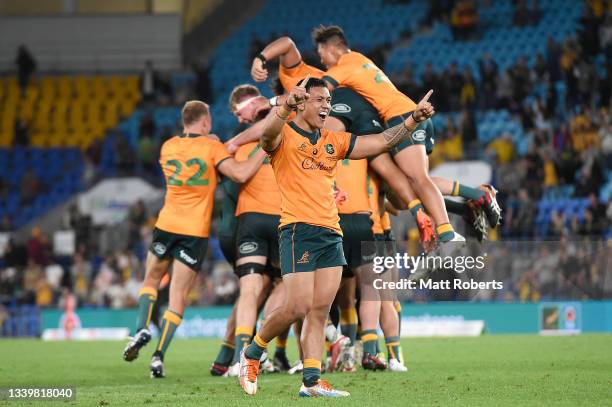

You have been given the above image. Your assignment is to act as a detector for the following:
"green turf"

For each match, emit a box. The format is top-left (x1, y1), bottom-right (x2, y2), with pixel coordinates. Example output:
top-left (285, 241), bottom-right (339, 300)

top-left (1, 335), bottom-right (611, 406)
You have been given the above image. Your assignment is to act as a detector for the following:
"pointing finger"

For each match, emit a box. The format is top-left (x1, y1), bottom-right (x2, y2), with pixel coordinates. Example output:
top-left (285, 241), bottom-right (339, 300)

top-left (300, 74), bottom-right (311, 88)
top-left (420, 89), bottom-right (434, 104)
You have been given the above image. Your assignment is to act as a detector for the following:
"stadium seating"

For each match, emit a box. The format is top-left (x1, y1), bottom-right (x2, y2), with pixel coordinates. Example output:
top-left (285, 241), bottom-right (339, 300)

top-left (0, 75), bottom-right (140, 148)
top-left (0, 147), bottom-right (83, 228)
top-left (0, 74), bottom-right (141, 228)
top-left (386, 0), bottom-right (582, 79)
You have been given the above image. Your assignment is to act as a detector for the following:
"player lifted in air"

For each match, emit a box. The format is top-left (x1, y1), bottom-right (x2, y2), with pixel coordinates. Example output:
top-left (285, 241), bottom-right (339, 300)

top-left (312, 25), bottom-right (501, 240)
top-left (122, 101), bottom-right (267, 378)
top-left (237, 76), bottom-right (435, 397)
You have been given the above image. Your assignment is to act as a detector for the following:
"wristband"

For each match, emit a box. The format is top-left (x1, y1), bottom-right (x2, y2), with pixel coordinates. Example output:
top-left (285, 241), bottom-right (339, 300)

top-left (275, 105), bottom-right (292, 120)
top-left (256, 53), bottom-right (267, 69)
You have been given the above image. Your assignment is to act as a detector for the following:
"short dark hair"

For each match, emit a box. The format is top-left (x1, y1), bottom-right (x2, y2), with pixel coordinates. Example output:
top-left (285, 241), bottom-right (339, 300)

top-left (182, 101), bottom-right (209, 126)
top-left (311, 25), bottom-right (348, 47)
top-left (298, 77), bottom-right (327, 93)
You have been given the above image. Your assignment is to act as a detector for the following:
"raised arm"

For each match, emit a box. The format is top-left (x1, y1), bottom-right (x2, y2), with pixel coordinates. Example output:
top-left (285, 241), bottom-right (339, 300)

top-left (252, 36), bottom-right (302, 83)
top-left (225, 118), bottom-right (268, 153)
top-left (261, 77), bottom-right (310, 152)
top-left (225, 96), bottom-right (289, 153)
top-left (216, 148), bottom-right (267, 183)
top-left (348, 90), bottom-right (435, 159)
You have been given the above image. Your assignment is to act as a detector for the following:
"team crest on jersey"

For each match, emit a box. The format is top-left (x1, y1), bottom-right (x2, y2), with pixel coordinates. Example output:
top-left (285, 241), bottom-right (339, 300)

top-left (325, 144), bottom-right (335, 155)
top-left (332, 103), bottom-right (351, 113)
top-left (152, 242), bottom-right (166, 256)
top-left (412, 129), bottom-right (426, 142)
top-left (239, 242), bottom-right (258, 254)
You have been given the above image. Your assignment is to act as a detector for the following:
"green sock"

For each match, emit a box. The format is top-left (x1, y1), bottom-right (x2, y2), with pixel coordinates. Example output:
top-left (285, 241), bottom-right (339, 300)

top-left (232, 329), bottom-right (253, 364)
top-left (135, 287), bottom-right (157, 332)
top-left (385, 336), bottom-right (402, 361)
top-left (436, 223), bottom-right (455, 242)
top-left (408, 199), bottom-right (425, 218)
top-left (362, 329), bottom-right (378, 356)
top-left (244, 333), bottom-right (267, 361)
top-left (155, 309), bottom-right (182, 357)
top-left (303, 359), bottom-right (321, 387)
top-left (213, 341), bottom-right (235, 366)
top-left (275, 336), bottom-right (288, 358)
top-left (444, 198), bottom-right (469, 216)
top-left (452, 181), bottom-right (485, 200)
top-left (340, 307), bottom-right (358, 345)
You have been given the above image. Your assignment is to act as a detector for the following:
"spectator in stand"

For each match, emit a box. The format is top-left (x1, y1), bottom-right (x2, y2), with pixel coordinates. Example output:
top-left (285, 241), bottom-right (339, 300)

top-left (486, 133), bottom-right (515, 164)
top-left (510, 57), bottom-right (531, 105)
top-left (478, 53), bottom-right (498, 110)
top-left (140, 60), bottom-right (160, 103)
top-left (533, 53), bottom-right (548, 82)
top-left (26, 228), bottom-right (48, 266)
top-left (14, 118), bottom-right (29, 146)
top-left (512, 0), bottom-right (530, 27)
top-left (546, 37), bottom-right (562, 82)
top-left (15, 45), bottom-right (36, 94)
top-left (127, 200), bottom-right (148, 251)
top-left (194, 60), bottom-right (214, 104)
top-left (459, 108), bottom-right (478, 151)
top-left (451, 0), bottom-right (479, 41)
top-left (395, 67), bottom-right (420, 100)
top-left (20, 169), bottom-right (41, 206)
top-left (460, 67), bottom-right (477, 109)
top-left (70, 253), bottom-right (92, 304)
top-left (529, 0), bottom-right (542, 25)
top-left (0, 215), bottom-right (12, 232)
top-left (497, 68), bottom-right (514, 109)
top-left (445, 63), bottom-right (463, 111)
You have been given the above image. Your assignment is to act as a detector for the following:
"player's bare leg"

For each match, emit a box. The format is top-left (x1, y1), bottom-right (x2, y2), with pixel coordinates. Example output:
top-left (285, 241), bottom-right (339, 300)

top-left (123, 253), bottom-right (171, 362)
top-left (334, 277), bottom-right (357, 371)
top-left (149, 261), bottom-right (197, 378)
top-left (227, 255), bottom-right (271, 376)
top-left (394, 145), bottom-right (464, 246)
top-left (431, 176), bottom-right (501, 230)
top-left (263, 281), bottom-right (292, 371)
top-left (239, 271), bottom-right (315, 394)
top-left (355, 263), bottom-right (387, 370)
top-left (380, 300), bottom-right (405, 372)
top-left (370, 153), bottom-right (436, 251)
top-left (298, 267), bottom-right (348, 396)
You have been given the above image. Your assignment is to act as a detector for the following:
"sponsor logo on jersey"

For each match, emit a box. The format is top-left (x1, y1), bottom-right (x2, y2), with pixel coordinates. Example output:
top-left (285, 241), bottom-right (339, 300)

top-left (298, 142), bottom-right (308, 152)
top-left (152, 242), bottom-right (166, 256)
top-left (412, 129), bottom-right (426, 142)
top-left (179, 250), bottom-right (197, 265)
top-left (332, 103), bottom-right (351, 113)
top-left (302, 157), bottom-right (334, 171)
top-left (372, 119), bottom-right (382, 128)
top-left (239, 242), bottom-right (258, 254)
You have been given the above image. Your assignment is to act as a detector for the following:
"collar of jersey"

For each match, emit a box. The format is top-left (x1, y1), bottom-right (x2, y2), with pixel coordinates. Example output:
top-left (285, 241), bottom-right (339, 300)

top-left (180, 133), bottom-right (201, 138)
top-left (289, 121), bottom-right (320, 145)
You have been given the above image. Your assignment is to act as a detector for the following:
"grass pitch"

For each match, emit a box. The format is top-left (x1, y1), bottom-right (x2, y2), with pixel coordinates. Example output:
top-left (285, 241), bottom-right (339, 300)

top-left (1, 335), bottom-right (611, 406)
